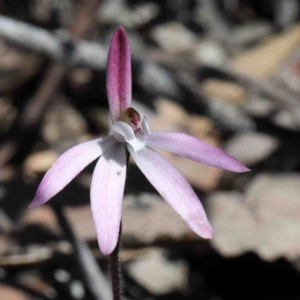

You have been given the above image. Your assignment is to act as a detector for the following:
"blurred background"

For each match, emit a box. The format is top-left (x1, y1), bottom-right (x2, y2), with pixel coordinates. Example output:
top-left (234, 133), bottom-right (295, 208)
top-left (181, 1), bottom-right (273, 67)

top-left (0, 0), bottom-right (300, 299)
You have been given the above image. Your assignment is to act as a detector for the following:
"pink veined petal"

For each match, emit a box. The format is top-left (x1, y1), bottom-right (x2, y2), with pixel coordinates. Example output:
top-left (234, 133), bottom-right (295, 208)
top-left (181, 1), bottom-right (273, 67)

top-left (30, 136), bottom-right (116, 208)
top-left (147, 131), bottom-right (249, 172)
top-left (106, 26), bottom-right (132, 122)
top-left (90, 144), bottom-right (127, 255)
top-left (128, 146), bottom-right (213, 239)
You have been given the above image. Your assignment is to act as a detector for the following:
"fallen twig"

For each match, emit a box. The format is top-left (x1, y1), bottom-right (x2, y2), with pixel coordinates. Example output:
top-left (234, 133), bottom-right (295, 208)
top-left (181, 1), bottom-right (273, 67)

top-left (0, 63), bottom-right (65, 167)
top-left (0, 15), bottom-right (107, 69)
top-left (0, 278), bottom-right (52, 300)
top-left (52, 204), bottom-right (111, 300)
top-left (198, 65), bottom-right (300, 126)
top-left (0, 0), bottom-right (104, 167)
top-left (0, 242), bottom-right (72, 267)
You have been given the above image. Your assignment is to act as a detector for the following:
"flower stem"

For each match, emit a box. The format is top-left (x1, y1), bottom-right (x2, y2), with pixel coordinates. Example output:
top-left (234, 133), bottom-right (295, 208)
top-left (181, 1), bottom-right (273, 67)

top-left (109, 222), bottom-right (122, 300)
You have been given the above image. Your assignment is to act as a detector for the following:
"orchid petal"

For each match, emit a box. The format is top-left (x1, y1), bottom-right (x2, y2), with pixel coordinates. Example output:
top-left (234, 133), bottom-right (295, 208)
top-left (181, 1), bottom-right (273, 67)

top-left (147, 131), bottom-right (249, 172)
top-left (106, 26), bottom-right (131, 122)
top-left (30, 136), bottom-right (116, 208)
top-left (112, 121), bottom-right (146, 152)
top-left (91, 144), bottom-right (127, 255)
top-left (128, 146), bottom-right (213, 239)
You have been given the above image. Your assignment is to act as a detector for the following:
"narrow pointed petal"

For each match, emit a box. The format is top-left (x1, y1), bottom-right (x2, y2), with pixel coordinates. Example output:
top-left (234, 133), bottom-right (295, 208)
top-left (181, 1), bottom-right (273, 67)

top-left (107, 26), bottom-right (131, 122)
top-left (147, 131), bottom-right (249, 172)
top-left (128, 146), bottom-right (213, 239)
top-left (141, 116), bottom-right (150, 136)
top-left (30, 136), bottom-right (116, 208)
top-left (91, 144), bottom-right (127, 255)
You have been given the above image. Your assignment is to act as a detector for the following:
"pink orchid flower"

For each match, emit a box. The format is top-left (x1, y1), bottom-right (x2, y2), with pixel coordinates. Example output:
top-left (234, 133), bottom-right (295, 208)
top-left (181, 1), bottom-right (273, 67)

top-left (30, 27), bottom-right (248, 255)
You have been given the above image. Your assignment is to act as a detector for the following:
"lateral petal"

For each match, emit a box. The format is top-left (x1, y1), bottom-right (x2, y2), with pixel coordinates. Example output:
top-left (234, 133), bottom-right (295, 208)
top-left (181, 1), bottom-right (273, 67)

top-left (90, 144), bottom-right (127, 255)
top-left (30, 136), bottom-right (116, 208)
top-left (128, 146), bottom-right (213, 239)
top-left (147, 131), bottom-right (249, 172)
top-left (106, 26), bottom-right (131, 122)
